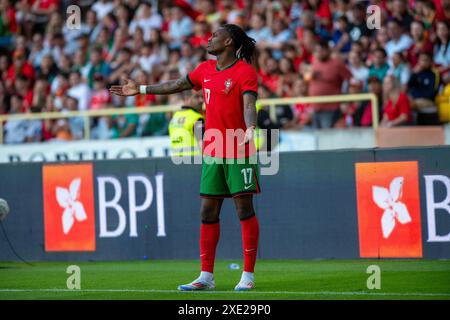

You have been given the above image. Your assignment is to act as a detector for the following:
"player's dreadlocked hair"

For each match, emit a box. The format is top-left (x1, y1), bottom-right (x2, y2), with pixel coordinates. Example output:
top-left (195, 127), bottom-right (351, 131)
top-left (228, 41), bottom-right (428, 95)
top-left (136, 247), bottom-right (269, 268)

top-left (222, 24), bottom-right (256, 64)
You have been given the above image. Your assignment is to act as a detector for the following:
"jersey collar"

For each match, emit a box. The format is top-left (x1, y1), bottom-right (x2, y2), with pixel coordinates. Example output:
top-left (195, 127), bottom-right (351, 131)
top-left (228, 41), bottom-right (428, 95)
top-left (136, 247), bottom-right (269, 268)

top-left (215, 59), bottom-right (239, 71)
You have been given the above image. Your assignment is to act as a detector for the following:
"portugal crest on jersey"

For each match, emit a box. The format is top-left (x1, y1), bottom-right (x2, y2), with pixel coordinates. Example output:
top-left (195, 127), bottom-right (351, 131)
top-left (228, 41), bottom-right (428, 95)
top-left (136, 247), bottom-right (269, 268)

top-left (223, 79), bottom-right (233, 94)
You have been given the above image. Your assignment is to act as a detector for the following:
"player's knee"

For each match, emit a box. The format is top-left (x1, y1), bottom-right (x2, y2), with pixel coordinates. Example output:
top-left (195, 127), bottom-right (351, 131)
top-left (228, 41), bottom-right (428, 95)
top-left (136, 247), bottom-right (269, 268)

top-left (236, 207), bottom-right (255, 220)
top-left (200, 205), bottom-right (220, 223)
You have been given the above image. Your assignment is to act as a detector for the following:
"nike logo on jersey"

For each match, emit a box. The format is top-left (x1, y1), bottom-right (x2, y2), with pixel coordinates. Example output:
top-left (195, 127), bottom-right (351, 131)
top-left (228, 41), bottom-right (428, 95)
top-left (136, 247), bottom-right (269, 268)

top-left (244, 185), bottom-right (254, 190)
top-left (204, 79), bottom-right (211, 82)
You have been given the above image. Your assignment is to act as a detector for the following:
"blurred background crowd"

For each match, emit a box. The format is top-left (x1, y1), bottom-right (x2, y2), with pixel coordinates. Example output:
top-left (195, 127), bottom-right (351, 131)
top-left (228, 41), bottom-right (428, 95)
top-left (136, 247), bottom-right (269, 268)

top-left (0, 0), bottom-right (450, 144)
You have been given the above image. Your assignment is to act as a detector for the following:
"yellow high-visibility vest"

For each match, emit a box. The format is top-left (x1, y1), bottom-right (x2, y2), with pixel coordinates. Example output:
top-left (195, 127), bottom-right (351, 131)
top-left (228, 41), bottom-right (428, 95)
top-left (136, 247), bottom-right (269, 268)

top-left (168, 108), bottom-right (204, 156)
top-left (254, 127), bottom-right (264, 151)
top-left (254, 102), bottom-right (264, 151)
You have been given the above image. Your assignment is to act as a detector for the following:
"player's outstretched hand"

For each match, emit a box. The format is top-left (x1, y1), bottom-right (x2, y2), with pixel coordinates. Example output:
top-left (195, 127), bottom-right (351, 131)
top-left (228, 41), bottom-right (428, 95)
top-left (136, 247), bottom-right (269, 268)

top-left (109, 78), bottom-right (139, 96)
top-left (239, 126), bottom-right (255, 146)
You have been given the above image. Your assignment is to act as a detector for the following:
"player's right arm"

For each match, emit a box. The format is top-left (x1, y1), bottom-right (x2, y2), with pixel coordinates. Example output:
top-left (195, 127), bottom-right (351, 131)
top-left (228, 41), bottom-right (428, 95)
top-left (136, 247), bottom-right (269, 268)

top-left (109, 77), bottom-right (194, 96)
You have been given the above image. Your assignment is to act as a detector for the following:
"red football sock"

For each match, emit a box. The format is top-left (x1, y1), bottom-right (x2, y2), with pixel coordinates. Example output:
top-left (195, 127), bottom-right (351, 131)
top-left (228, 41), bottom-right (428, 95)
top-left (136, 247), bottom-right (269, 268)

top-left (200, 222), bottom-right (220, 273)
top-left (240, 215), bottom-right (259, 273)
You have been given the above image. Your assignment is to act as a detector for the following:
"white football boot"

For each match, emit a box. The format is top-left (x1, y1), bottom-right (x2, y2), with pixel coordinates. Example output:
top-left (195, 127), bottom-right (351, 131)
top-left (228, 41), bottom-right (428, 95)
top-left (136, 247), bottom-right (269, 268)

top-left (178, 273), bottom-right (215, 291)
top-left (234, 272), bottom-right (255, 291)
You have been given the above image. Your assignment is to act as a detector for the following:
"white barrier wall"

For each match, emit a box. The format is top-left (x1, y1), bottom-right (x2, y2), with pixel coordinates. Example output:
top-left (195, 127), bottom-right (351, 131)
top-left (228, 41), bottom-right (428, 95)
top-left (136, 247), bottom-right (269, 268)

top-left (0, 136), bottom-right (171, 163)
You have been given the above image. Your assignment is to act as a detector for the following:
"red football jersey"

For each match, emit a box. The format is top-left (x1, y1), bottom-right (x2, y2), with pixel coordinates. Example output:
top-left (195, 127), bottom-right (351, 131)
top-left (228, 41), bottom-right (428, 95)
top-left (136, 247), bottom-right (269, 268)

top-left (187, 59), bottom-right (258, 158)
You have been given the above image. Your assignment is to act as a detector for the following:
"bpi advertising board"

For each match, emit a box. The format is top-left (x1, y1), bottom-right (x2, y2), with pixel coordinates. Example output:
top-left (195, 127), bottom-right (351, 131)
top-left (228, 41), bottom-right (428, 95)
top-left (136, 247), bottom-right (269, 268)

top-left (0, 147), bottom-right (449, 261)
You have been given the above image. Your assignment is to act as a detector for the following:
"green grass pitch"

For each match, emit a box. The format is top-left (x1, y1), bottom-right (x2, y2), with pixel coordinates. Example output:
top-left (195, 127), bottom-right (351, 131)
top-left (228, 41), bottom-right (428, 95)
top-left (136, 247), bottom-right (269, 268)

top-left (0, 260), bottom-right (449, 300)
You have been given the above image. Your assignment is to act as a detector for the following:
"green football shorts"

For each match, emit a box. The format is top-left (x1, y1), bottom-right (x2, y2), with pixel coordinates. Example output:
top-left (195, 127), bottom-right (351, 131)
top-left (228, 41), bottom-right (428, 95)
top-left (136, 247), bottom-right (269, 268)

top-left (200, 156), bottom-right (261, 198)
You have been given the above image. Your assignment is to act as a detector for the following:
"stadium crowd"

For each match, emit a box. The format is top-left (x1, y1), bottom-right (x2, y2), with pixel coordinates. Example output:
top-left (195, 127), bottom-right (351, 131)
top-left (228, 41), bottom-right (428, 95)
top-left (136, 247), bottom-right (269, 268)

top-left (0, 0), bottom-right (450, 143)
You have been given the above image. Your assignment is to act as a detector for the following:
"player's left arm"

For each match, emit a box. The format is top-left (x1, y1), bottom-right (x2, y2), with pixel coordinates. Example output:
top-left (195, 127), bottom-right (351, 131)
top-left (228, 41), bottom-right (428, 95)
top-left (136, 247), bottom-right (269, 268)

top-left (240, 92), bottom-right (257, 145)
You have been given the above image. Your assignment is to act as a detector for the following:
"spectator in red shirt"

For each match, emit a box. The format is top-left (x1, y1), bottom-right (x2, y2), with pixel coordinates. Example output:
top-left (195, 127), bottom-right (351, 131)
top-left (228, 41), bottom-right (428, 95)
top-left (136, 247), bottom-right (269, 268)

top-left (296, 10), bottom-right (315, 42)
top-left (259, 56), bottom-right (280, 94)
top-left (190, 20), bottom-right (211, 49)
top-left (381, 75), bottom-right (412, 127)
top-left (90, 74), bottom-right (111, 110)
top-left (407, 20), bottom-right (433, 68)
top-left (13, 74), bottom-right (34, 112)
top-left (31, 0), bottom-right (59, 34)
top-left (290, 78), bottom-right (313, 128)
top-left (6, 50), bottom-right (35, 90)
top-left (282, 44), bottom-right (303, 72)
top-left (133, 68), bottom-right (156, 107)
top-left (301, 27), bottom-right (317, 57)
top-left (307, 39), bottom-right (352, 128)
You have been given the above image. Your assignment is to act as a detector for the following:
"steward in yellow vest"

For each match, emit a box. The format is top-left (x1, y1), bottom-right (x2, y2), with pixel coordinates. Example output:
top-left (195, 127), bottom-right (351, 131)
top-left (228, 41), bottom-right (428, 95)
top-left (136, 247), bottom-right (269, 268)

top-left (169, 91), bottom-right (204, 156)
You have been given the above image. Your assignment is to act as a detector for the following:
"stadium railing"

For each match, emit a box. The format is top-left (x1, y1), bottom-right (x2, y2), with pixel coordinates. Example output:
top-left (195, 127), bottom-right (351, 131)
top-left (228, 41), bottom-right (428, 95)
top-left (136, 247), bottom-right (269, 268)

top-left (0, 93), bottom-right (379, 144)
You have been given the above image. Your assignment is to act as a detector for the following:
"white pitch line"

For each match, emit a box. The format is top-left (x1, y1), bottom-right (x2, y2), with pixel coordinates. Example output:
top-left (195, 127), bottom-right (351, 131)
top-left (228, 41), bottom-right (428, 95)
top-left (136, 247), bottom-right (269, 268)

top-left (0, 289), bottom-right (449, 297)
